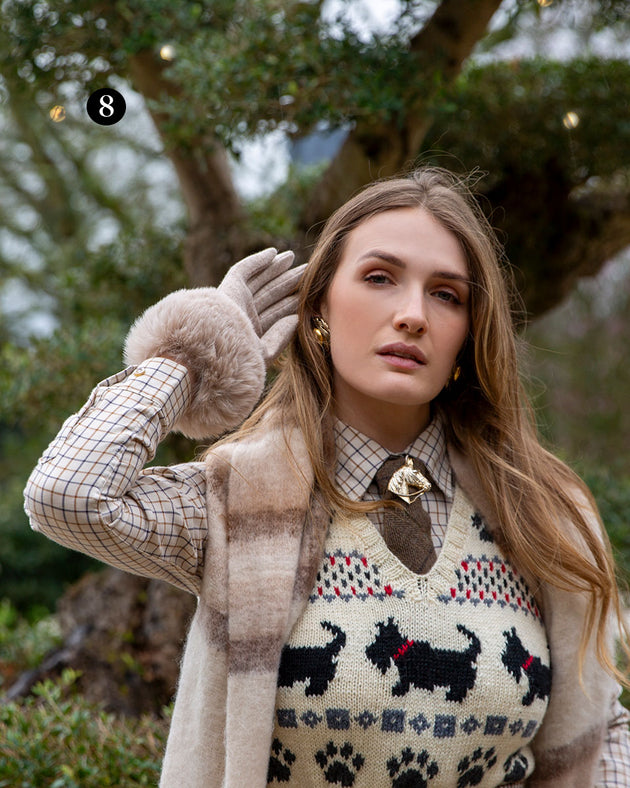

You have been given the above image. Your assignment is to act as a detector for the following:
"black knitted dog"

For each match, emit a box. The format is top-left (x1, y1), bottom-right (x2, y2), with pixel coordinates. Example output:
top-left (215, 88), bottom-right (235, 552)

top-left (365, 618), bottom-right (481, 703)
top-left (278, 621), bottom-right (346, 697)
top-left (501, 627), bottom-right (551, 706)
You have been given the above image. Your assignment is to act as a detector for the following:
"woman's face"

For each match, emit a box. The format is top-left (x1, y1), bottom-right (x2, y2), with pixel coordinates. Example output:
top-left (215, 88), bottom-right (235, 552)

top-left (320, 206), bottom-right (470, 439)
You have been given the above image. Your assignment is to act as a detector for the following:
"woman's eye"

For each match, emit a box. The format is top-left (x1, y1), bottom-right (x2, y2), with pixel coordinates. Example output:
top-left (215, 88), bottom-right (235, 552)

top-left (364, 273), bottom-right (392, 285)
top-left (433, 289), bottom-right (461, 304)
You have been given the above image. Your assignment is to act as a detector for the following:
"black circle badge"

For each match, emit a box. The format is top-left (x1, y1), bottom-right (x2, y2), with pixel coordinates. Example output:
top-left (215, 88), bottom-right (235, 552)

top-left (87, 88), bottom-right (126, 126)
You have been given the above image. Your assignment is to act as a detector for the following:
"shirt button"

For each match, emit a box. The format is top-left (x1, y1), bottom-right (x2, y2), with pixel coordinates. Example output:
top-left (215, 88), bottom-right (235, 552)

top-left (133, 368), bottom-right (145, 377)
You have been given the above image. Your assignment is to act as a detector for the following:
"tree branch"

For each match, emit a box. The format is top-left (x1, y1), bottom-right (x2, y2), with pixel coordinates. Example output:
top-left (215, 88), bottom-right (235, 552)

top-left (544, 185), bottom-right (630, 310)
top-left (299, 0), bottom-right (503, 236)
top-left (487, 169), bottom-right (630, 316)
top-left (127, 51), bottom-right (249, 285)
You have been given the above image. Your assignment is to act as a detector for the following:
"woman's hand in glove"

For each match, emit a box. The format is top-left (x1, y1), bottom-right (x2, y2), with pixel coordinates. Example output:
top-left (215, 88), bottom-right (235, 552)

top-left (122, 248), bottom-right (304, 438)
top-left (218, 248), bottom-right (305, 365)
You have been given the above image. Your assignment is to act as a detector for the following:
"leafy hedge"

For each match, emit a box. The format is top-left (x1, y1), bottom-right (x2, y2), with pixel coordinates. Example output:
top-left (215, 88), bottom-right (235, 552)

top-left (0, 671), bottom-right (169, 787)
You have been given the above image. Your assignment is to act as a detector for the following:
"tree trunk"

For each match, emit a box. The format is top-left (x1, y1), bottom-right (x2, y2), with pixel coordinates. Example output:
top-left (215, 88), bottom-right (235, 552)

top-left (486, 167), bottom-right (630, 316)
top-left (128, 51), bottom-right (261, 286)
top-left (4, 569), bottom-right (195, 716)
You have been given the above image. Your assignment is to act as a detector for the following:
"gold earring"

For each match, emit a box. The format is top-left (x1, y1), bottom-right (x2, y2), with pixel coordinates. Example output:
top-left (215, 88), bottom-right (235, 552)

top-left (313, 316), bottom-right (330, 349)
top-left (447, 365), bottom-right (461, 386)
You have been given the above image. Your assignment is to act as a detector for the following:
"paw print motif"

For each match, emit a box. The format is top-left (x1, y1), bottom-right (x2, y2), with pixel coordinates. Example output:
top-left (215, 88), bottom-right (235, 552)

top-left (457, 747), bottom-right (497, 787)
top-left (387, 747), bottom-right (439, 787)
top-left (315, 741), bottom-right (365, 786)
top-left (267, 738), bottom-right (296, 783)
top-left (502, 751), bottom-right (529, 783)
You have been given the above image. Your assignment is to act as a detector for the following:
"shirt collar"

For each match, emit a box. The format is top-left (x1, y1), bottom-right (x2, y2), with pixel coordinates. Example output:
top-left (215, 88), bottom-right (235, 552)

top-left (334, 414), bottom-right (453, 502)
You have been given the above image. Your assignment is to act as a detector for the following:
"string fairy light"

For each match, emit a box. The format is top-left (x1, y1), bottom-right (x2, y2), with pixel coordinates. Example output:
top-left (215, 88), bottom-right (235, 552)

top-left (160, 44), bottom-right (176, 61)
top-left (562, 111), bottom-right (580, 130)
top-left (49, 105), bottom-right (66, 122)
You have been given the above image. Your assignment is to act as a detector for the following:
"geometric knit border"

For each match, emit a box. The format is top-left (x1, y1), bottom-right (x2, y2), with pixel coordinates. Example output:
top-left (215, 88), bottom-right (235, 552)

top-left (275, 707), bottom-right (540, 741)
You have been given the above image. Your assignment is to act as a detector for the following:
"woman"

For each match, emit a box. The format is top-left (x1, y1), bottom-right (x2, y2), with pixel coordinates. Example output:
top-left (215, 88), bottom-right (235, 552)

top-left (24, 167), bottom-right (629, 786)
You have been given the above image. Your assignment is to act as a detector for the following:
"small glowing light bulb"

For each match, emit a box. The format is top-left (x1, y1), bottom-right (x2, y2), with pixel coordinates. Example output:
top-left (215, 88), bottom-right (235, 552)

top-left (160, 44), bottom-right (176, 61)
top-left (563, 111), bottom-right (580, 129)
top-left (49, 105), bottom-right (66, 122)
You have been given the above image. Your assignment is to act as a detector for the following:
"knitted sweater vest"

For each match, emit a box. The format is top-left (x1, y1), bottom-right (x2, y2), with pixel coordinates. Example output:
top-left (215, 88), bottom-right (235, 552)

top-left (270, 488), bottom-right (550, 786)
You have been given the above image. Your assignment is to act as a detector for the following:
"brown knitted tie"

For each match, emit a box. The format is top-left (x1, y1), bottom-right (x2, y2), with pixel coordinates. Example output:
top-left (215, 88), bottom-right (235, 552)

top-left (374, 456), bottom-right (437, 575)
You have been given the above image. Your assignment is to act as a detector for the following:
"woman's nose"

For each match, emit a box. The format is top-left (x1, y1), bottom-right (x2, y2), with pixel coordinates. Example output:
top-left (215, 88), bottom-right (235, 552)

top-left (393, 294), bottom-right (428, 334)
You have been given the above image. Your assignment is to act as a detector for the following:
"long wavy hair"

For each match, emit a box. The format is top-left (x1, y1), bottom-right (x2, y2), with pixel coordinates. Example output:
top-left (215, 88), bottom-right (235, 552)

top-left (211, 166), bottom-right (627, 682)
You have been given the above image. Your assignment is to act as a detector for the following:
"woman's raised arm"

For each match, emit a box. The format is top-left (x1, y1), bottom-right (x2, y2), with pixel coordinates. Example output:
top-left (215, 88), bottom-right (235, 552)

top-left (24, 248), bottom-right (303, 595)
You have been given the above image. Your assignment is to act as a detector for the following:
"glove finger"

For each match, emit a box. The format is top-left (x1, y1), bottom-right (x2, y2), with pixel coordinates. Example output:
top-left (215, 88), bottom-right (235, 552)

top-left (226, 248), bottom-right (278, 286)
top-left (218, 248), bottom-right (280, 331)
top-left (259, 294), bottom-right (300, 333)
top-left (261, 315), bottom-right (299, 363)
top-left (253, 263), bottom-right (306, 316)
top-left (248, 250), bottom-right (296, 292)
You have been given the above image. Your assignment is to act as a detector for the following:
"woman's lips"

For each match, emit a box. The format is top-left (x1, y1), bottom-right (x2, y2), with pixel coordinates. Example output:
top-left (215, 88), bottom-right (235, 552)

top-left (378, 353), bottom-right (423, 370)
top-left (377, 342), bottom-right (427, 363)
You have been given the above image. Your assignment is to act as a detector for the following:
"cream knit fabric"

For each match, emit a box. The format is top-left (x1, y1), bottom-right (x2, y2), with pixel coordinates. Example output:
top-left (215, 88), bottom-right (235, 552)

top-left (271, 490), bottom-right (550, 786)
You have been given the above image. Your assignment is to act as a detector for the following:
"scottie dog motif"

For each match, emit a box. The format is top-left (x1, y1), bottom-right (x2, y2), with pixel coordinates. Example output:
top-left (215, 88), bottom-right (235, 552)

top-left (502, 627), bottom-right (551, 706)
top-left (278, 621), bottom-right (346, 697)
top-left (365, 618), bottom-right (481, 702)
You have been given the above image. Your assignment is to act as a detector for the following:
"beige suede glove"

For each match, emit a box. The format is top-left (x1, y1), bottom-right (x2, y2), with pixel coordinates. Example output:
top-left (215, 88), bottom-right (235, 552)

top-left (218, 248), bottom-right (306, 365)
top-left (123, 248), bottom-right (304, 439)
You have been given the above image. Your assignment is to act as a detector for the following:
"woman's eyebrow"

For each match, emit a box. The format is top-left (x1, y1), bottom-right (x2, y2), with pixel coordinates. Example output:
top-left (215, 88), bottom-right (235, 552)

top-left (433, 270), bottom-right (471, 286)
top-left (358, 250), bottom-right (406, 268)
top-left (359, 250), bottom-right (471, 285)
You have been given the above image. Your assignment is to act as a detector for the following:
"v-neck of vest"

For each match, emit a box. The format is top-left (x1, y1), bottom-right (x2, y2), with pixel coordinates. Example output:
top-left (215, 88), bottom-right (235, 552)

top-left (336, 484), bottom-right (473, 602)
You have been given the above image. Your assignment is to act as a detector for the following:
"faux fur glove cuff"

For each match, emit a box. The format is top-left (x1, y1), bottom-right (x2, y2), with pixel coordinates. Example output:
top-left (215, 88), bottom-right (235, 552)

top-left (123, 288), bottom-right (265, 439)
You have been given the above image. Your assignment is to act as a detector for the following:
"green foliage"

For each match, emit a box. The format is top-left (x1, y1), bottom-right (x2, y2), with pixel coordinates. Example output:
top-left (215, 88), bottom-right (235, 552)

top-left (526, 258), bottom-right (630, 474)
top-left (1, 0), bottom-right (424, 150)
top-left (164, 1), bottom-right (419, 148)
top-left (247, 161), bottom-right (328, 238)
top-left (0, 600), bottom-right (62, 686)
top-left (424, 57), bottom-right (630, 188)
top-left (582, 466), bottom-right (630, 579)
top-left (0, 670), bottom-right (169, 786)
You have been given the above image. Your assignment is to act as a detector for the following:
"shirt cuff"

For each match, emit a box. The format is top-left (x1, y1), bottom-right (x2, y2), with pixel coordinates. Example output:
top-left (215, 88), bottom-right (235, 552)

top-left (94, 356), bottom-right (194, 434)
